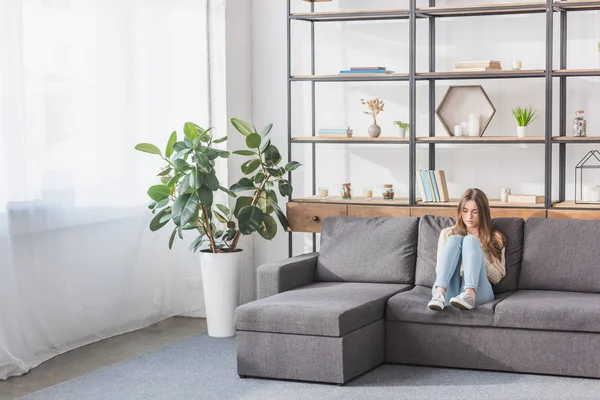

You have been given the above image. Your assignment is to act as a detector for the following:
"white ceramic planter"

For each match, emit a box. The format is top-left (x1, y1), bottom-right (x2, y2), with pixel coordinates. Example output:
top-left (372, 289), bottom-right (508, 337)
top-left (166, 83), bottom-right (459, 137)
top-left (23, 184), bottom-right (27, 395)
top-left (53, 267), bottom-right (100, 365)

top-left (398, 127), bottom-right (407, 138)
top-left (199, 250), bottom-right (243, 337)
top-left (517, 126), bottom-right (528, 138)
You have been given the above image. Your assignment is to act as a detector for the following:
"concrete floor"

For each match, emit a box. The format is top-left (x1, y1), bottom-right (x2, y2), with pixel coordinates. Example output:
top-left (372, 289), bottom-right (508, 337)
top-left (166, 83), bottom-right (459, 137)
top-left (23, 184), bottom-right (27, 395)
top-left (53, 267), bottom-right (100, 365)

top-left (0, 317), bottom-right (207, 400)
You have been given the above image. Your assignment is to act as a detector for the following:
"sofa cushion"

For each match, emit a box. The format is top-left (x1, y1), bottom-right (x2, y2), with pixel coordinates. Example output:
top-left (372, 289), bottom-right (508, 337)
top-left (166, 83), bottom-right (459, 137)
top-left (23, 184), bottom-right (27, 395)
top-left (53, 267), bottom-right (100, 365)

top-left (235, 282), bottom-right (409, 337)
top-left (414, 215), bottom-right (524, 294)
top-left (386, 285), bottom-right (513, 327)
top-left (519, 218), bottom-right (600, 293)
top-left (315, 216), bottom-right (419, 284)
top-left (495, 290), bottom-right (600, 333)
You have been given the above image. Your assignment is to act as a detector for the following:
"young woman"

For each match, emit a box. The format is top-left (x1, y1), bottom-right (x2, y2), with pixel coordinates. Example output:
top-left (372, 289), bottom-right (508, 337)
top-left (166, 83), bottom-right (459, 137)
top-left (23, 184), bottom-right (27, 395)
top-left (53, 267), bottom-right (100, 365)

top-left (428, 188), bottom-right (507, 311)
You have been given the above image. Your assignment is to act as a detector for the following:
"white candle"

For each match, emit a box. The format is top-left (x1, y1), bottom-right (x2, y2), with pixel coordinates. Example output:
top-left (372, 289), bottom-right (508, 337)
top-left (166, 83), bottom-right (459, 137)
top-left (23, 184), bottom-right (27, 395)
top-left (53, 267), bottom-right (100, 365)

top-left (460, 121), bottom-right (469, 136)
top-left (512, 59), bottom-right (523, 70)
top-left (468, 113), bottom-right (480, 136)
top-left (592, 186), bottom-right (600, 203)
top-left (454, 124), bottom-right (463, 137)
top-left (583, 185), bottom-right (592, 202)
top-left (319, 187), bottom-right (329, 198)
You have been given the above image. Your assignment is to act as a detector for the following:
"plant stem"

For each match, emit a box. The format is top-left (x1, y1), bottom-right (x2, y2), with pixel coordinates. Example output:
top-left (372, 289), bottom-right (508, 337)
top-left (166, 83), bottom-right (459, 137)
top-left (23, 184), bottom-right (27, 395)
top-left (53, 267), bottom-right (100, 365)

top-left (202, 205), bottom-right (219, 253)
top-left (230, 173), bottom-right (270, 252)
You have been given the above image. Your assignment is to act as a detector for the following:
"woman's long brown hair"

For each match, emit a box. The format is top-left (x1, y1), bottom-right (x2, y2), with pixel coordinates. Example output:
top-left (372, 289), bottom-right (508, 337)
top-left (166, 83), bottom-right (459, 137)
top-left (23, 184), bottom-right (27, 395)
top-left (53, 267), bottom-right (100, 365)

top-left (454, 188), bottom-right (506, 261)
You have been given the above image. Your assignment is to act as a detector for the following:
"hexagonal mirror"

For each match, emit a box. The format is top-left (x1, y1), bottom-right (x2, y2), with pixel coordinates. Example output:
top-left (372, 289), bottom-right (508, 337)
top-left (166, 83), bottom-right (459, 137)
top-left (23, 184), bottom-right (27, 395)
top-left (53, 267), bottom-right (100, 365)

top-left (435, 85), bottom-right (496, 137)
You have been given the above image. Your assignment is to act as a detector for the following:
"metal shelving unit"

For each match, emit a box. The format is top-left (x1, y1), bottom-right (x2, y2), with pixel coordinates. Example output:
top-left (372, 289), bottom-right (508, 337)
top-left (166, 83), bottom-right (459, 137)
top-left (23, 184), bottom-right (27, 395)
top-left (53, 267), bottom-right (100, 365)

top-left (286, 0), bottom-right (600, 254)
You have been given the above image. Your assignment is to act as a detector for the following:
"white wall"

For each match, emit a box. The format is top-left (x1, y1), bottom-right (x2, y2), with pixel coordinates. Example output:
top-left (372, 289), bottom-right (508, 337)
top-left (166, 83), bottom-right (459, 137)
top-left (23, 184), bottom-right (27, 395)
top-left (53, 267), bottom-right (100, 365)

top-left (249, 0), bottom-right (600, 266)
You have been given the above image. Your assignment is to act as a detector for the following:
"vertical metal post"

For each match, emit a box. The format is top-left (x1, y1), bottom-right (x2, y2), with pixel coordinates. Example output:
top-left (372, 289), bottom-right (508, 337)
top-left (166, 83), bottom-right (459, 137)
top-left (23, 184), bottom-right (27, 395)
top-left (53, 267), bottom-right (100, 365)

top-left (429, 0), bottom-right (436, 171)
top-left (544, 0), bottom-right (553, 209)
top-left (559, 10), bottom-right (567, 203)
top-left (287, 0), bottom-right (293, 257)
top-left (409, 0), bottom-right (416, 205)
top-left (311, 2), bottom-right (317, 252)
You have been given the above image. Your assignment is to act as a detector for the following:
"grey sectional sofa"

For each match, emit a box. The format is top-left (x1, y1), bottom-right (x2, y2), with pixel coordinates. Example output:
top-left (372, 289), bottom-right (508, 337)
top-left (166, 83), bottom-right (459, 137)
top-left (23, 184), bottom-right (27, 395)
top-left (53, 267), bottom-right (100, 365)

top-left (235, 215), bottom-right (600, 384)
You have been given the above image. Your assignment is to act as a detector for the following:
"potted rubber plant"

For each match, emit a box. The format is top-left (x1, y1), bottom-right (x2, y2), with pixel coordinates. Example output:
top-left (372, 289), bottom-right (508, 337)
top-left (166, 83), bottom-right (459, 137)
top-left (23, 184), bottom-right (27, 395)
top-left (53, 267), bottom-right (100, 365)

top-left (512, 106), bottom-right (537, 138)
top-left (135, 118), bottom-right (299, 337)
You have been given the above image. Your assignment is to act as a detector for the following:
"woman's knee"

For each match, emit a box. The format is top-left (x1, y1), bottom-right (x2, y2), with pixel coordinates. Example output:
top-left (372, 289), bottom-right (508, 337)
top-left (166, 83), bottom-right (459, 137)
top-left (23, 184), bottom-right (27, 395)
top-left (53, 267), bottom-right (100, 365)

top-left (445, 234), bottom-right (463, 248)
top-left (463, 235), bottom-right (480, 247)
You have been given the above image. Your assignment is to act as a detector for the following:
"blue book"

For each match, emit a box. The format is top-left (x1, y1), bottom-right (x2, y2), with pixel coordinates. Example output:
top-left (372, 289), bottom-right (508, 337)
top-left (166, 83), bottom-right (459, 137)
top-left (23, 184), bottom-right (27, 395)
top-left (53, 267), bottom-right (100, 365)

top-left (420, 170), bottom-right (433, 202)
top-left (429, 170), bottom-right (441, 202)
top-left (318, 129), bottom-right (349, 134)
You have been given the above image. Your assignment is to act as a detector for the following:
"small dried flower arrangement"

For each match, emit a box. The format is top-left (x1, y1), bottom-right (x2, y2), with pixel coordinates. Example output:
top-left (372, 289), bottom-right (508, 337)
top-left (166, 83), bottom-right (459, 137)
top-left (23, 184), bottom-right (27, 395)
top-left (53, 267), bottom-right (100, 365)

top-left (360, 97), bottom-right (385, 123)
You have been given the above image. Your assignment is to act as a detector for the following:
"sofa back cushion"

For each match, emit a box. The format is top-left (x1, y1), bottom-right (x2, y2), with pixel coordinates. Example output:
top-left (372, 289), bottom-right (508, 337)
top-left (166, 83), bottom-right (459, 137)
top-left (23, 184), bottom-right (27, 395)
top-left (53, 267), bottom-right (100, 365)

top-left (316, 216), bottom-right (419, 284)
top-left (414, 215), bottom-right (524, 294)
top-left (519, 218), bottom-right (600, 293)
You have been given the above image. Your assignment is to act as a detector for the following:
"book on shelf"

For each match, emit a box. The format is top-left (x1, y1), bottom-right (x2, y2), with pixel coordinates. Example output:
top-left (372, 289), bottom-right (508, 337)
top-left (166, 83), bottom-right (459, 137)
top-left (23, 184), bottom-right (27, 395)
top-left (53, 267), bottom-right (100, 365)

top-left (318, 128), bottom-right (353, 137)
top-left (452, 67), bottom-right (502, 72)
top-left (350, 67), bottom-right (386, 71)
top-left (455, 61), bottom-right (502, 69)
top-left (506, 194), bottom-right (544, 204)
top-left (417, 169), bottom-right (450, 203)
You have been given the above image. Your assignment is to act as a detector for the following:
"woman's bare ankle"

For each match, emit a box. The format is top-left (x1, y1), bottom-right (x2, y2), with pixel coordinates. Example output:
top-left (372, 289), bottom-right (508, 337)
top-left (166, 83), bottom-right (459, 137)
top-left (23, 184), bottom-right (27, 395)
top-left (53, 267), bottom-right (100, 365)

top-left (436, 286), bottom-right (446, 297)
top-left (465, 287), bottom-right (476, 301)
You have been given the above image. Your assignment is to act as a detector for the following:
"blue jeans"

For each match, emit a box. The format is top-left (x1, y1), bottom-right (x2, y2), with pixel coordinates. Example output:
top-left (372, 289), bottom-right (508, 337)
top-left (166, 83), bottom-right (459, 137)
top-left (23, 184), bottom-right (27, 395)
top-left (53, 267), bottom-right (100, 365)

top-left (432, 235), bottom-right (495, 306)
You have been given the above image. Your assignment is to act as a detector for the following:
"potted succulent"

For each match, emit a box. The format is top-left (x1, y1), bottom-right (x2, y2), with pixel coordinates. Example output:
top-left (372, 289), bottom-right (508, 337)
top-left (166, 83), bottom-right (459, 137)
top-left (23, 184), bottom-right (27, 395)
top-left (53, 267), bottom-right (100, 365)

top-left (512, 106), bottom-right (537, 137)
top-left (393, 120), bottom-right (409, 138)
top-left (135, 118), bottom-right (300, 337)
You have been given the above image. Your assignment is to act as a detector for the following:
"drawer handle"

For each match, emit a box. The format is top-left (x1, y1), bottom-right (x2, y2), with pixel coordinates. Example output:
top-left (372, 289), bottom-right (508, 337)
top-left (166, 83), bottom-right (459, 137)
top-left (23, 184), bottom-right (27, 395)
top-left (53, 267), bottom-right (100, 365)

top-left (312, 216), bottom-right (319, 222)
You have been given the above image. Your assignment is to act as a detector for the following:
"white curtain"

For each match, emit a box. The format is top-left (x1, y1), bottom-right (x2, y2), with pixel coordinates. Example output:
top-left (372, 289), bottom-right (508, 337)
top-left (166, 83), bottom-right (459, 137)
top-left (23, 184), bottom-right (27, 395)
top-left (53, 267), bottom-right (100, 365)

top-left (0, 0), bottom-right (227, 379)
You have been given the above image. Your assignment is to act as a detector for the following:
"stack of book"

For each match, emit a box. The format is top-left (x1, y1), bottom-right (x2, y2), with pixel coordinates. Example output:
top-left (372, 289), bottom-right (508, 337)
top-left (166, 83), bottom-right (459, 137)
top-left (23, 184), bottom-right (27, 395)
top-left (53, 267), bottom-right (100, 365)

top-left (317, 128), bottom-right (353, 138)
top-left (453, 61), bottom-right (502, 72)
top-left (416, 170), bottom-right (450, 203)
top-left (339, 67), bottom-right (395, 75)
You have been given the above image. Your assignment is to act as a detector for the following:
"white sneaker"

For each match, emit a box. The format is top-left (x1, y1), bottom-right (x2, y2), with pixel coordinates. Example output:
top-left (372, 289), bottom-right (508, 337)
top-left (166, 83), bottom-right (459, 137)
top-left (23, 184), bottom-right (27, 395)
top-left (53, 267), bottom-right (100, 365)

top-left (450, 291), bottom-right (475, 310)
top-left (428, 292), bottom-right (445, 311)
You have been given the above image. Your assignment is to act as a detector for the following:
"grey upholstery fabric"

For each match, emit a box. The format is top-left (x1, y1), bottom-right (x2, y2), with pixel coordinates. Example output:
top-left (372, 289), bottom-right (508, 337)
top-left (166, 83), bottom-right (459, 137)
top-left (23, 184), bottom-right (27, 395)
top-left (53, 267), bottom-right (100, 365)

top-left (495, 290), bottom-right (600, 333)
top-left (237, 320), bottom-right (385, 384)
top-left (414, 215), bottom-right (524, 294)
top-left (257, 252), bottom-right (318, 299)
top-left (386, 285), bottom-right (513, 327)
top-left (519, 218), bottom-right (600, 293)
top-left (316, 216), bottom-right (419, 284)
top-left (235, 282), bottom-right (409, 337)
top-left (386, 321), bottom-right (600, 378)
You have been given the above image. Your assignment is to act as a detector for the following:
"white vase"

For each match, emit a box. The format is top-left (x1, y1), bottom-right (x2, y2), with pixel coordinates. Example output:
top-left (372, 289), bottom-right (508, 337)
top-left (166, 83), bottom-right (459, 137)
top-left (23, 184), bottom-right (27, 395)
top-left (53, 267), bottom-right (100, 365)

top-left (398, 127), bottom-right (407, 138)
top-left (468, 113), bottom-right (480, 136)
top-left (200, 250), bottom-right (243, 337)
top-left (517, 126), bottom-right (527, 137)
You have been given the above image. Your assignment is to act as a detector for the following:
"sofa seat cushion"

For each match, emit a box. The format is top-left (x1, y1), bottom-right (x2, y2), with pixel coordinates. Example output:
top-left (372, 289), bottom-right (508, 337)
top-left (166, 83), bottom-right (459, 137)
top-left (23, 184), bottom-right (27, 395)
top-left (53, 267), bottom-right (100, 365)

top-left (235, 282), bottom-right (410, 337)
top-left (495, 290), bottom-right (600, 333)
top-left (386, 285), bottom-right (513, 327)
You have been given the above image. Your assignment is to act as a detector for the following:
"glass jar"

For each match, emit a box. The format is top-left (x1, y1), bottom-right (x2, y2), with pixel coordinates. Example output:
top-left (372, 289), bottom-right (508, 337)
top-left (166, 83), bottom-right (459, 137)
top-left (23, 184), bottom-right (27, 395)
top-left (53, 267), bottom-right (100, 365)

top-left (383, 184), bottom-right (395, 200)
top-left (340, 183), bottom-right (352, 200)
top-left (573, 110), bottom-right (587, 137)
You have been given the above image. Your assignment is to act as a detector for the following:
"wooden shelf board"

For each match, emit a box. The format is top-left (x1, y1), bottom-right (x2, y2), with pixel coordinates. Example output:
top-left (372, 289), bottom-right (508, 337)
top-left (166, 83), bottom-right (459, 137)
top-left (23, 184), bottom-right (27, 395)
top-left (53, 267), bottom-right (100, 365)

top-left (292, 136), bottom-right (408, 142)
top-left (553, 69), bottom-right (600, 73)
top-left (417, 69), bottom-right (545, 77)
top-left (416, 136), bottom-right (545, 142)
top-left (416, 199), bottom-right (547, 208)
top-left (293, 196), bottom-right (409, 206)
top-left (552, 136), bottom-right (600, 142)
top-left (552, 200), bottom-right (600, 209)
top-left (291, 9), bottom-right (409, 21)
top-left (418, 2), bottom-right (546, 16)
top-left (291, 73), bottom-right (408, 80)
top-left (554, 1), bottom-right (600, 10)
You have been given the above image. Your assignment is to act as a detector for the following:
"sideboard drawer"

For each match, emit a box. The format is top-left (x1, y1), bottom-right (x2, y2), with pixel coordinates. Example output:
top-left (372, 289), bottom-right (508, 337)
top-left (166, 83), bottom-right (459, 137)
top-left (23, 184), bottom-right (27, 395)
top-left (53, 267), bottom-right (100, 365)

top-left (287, 202), bottom-right (347, 233)
top-left (348, 205), bottom-right (410, 218)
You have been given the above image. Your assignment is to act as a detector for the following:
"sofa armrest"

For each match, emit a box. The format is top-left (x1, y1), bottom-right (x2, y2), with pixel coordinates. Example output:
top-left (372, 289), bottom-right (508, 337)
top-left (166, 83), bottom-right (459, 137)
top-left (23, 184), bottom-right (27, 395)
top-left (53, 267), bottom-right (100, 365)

top-left (257, 252), bottom-right (319, 299)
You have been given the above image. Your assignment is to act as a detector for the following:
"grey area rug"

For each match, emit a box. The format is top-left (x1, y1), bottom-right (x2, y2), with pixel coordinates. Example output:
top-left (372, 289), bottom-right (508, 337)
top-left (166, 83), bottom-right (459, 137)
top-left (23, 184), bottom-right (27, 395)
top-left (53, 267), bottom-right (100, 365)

top-left (21, 333), bottom-right (600, 400)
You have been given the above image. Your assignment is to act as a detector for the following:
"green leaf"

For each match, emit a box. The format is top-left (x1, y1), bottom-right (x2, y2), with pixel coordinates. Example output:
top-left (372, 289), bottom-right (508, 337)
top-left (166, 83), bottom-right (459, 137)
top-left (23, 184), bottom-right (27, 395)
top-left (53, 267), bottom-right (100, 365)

top-left (172, 193), bottom-right (199, 227)
top-left (204, 148), bottom-right (219, 160)
top-left (261, 123), bottom-right (273, 137)
top-left (184, 122), bottom-right (199, 140)
top-left (219, 185), bottom-right (237, 198)
top-left (197, 186), bottom-right (214, 208)
top-left (159, 212), bottom-right (172, 224)
top-left (266, 168), bottom-right (282, 178)
top-left (241, 159), bottom-right (261, 175)
top-left (184, 137), bottom-right (194, 149)
top-left (157, 167), bottom-right (172, 177)
top-left (284, 161), bottom-right (301, 172)
top-left (189, 235), bottom-right (204, 253)
top-left (230, 178), bottom-right (257, 193)
top-left (214, 211), bottom-right (228, 224)
top-left (246, 133), bottom-right (261, 149)
top-left (238, 205), bottom-right (265, 235)
top-left (148, 185), bottom-right (170, 202)
top-left (173, 148), bottom-right (191, 159)
top-left (231, 118), bottom-right (254, 136)
top-left (174, 159), bottom-right (190, 171)
top-left (254, 172), bottom-right (265, 184)
top-left (215, 150), bottom-right (229, 159)
top-left (189, 168), bottom-right (203, 189)
top-left (205, 174), bottom-right (220, 191)
top-left (232, 150), bottom-right (257, 156)
top-left (264, 144), bottom-right (282, 165)
top-left (270, 201), bottom-right (289, 232)
top-left (160, 176), bottom-right (171, 185)
top-left (234, 196), bottom-right (253, 218)
top-left (147, 200), bottom-right (157, 210)
top-left (216, 204), bottom-right (230, 216)
top-left (154, 198), bottom-right (169, 210)
top-left (265, 181), bottom-right (274, 190)
top-left (165, 131), bottom-right (177, 158)
top-left (261, 139), bottom-right (271, 152)
top-left (213, 136), bottom-right (227, 144)
top-left (214, 230), bottom-right (224, 239)
top-left (178, 174), bottom-right (191, 195)
top-left (224, 229), bottom-right (236, 241)
top-left (257, 214), bottom-right (277, 240)
top-left (193, 153), bottom-right (210, 167)
top-left (169, 227), bottom-right (178, 249)
top-left (135, 143), bottom-right (162, 156)
top-left (182, 223), bottom-right (198, 230)
top-left (150, 209), bottom-right (171, 231)
top-left (278, 180), bottom-right (293, 197)
top-left (173, 141), bottom-right (188, 153)
top-left (178, 226), bottom-right (184, 239)
top-left (257, 192), bottom-right (273, 215)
